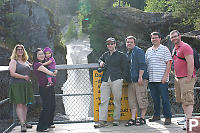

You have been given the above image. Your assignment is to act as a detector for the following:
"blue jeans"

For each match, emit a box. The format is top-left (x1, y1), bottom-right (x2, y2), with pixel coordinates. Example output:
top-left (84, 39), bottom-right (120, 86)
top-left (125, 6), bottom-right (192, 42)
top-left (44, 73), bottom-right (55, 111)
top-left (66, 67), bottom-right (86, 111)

top-left (47, 69), bottom-right (54, 78)
top-left (148, 82), bottom-right (172, 118)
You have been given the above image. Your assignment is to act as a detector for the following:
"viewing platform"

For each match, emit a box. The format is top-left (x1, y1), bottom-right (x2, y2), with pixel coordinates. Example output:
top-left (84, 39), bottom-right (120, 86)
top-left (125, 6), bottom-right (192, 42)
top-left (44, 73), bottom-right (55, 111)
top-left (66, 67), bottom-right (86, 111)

top-left (10, 117), bottom-right (185, 133)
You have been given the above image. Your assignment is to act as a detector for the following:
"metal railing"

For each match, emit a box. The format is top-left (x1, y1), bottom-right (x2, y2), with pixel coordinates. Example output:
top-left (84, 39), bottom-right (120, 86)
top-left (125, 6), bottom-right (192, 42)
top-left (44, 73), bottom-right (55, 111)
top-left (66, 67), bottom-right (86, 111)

top-left (1, 63), bottom-right (200, 132)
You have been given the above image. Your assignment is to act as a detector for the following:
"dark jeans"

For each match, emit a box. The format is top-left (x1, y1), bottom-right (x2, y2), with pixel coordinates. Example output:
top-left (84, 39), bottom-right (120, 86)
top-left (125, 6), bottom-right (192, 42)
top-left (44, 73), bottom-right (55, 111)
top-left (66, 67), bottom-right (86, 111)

top-left (148, 82), bottom-right (172, 118)
top-left (37, 86), bottom-right (56, 131)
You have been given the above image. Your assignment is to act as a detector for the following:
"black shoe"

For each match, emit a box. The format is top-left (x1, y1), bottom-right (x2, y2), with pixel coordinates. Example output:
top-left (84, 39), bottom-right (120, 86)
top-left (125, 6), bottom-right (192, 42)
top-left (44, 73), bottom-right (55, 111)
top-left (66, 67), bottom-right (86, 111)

top-left (37, 128), bottom-right (49, 132)
top-left (136, 118), bottom-right (146, 126)
top-left (26, 122), bottom-right (32, 128)
top-left (21, 123), bottom-right (27, 132)
top-left (124, 119), bottom-right (136, 127)
top-left (113, 120), bottom-right (119, 126)
top-left (94, 121), bottom-right (108, 128)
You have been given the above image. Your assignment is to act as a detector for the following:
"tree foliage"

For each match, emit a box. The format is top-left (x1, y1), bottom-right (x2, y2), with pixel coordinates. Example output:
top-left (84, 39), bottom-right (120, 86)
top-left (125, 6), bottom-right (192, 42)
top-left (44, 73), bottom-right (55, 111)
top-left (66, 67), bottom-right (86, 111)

top-left (88, 0), bottom-right (114, 10)
top-left (168, 0), bottom-right (200, 30)
top-left (123, 0), bottom-right (146, 10)
top-left (144, 0), bottom-right (167, 12)
top-left (88, 11), bottom-right (114, 53)
top-left (63, 20), bottom-right (77, 43)
top-left (144, 0), bottom-right (200, 30)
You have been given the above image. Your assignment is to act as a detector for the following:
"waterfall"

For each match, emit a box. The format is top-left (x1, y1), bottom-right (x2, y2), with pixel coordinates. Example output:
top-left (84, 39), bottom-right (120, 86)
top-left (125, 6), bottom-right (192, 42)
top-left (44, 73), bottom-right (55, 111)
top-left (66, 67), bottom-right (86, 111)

top-left (61, 39), bottom-right (93, 120)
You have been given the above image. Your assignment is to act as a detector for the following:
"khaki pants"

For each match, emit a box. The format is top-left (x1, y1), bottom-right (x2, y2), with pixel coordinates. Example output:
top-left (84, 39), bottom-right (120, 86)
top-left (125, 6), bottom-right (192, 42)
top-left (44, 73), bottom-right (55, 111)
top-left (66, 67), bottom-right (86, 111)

top-left (128, 80), bottom-right (148, 110)
top-left (174, 77), bottom-right (196, 105)
top-left (99, 78), bottom-right (123, 121)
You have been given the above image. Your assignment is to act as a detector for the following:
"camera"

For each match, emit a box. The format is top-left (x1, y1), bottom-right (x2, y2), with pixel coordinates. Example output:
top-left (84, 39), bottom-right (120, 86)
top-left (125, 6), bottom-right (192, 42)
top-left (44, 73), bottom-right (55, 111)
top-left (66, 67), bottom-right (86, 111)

top-left (97, 67), bottom-right (105, 73)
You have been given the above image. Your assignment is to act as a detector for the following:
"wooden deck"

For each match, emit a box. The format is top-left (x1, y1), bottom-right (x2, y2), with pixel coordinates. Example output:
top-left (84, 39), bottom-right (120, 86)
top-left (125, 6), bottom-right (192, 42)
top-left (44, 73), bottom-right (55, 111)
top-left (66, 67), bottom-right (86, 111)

top-left (10, 117), bottom-right (186, 133)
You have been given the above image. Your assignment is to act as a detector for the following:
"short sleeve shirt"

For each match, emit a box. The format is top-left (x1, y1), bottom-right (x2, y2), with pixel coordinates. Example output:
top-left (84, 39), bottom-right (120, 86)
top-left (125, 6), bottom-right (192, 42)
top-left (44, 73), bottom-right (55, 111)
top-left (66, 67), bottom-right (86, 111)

top-left (46, 57), bottom-right (56, 69)
top-left (33, 62), bottom-right (56, 87)
top-left (145, 44), bottom-right (172, 82)
top-left (173, 41), bottom-right (196, 77)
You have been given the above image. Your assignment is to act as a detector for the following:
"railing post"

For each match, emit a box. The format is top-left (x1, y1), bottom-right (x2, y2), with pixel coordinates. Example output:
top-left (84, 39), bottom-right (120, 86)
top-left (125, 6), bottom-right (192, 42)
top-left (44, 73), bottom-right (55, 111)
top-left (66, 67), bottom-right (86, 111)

top-left (12, 104), bottom-right (17, 124)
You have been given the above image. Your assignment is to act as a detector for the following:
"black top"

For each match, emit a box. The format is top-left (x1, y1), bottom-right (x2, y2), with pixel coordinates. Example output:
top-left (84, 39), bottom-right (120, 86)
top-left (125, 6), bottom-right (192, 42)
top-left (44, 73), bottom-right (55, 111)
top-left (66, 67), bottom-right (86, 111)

top-left (99, 50), bottom-right (129, 82)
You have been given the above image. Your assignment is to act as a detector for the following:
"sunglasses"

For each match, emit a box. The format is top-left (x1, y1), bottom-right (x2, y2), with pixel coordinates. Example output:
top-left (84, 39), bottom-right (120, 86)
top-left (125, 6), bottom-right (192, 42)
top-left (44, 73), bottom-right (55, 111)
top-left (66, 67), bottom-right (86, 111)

top-left (106, 42), bottom-right (115, 45)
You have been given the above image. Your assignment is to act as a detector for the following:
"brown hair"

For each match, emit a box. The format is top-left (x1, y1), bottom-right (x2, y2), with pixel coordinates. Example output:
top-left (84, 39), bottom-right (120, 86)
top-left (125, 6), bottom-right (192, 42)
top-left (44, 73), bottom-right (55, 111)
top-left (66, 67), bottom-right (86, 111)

top-left (150, 32), bottom-right (161, 38)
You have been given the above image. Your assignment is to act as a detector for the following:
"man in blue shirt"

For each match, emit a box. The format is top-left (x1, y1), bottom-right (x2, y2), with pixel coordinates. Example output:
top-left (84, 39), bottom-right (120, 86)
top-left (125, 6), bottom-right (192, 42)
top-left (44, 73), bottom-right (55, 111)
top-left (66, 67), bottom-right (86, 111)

top-left (124, 36), bottom-right (149, 126)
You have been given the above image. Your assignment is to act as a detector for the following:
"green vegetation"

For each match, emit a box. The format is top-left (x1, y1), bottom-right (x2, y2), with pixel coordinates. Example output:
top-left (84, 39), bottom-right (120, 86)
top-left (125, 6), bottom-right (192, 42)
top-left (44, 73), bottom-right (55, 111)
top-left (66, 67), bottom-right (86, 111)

top-left (62, 20), bottom-right (77, 43)
top-left (144, 0), bottom-right (200, 30)
top-left (113, 0), bottom-right (130, 7)
top-left (88, 10), bottom-right (114, 52)
top-left (0, 0), bottom-right (199, 54)
top-left (144, 0), bottom-right (167, 12)
top-left (168, 0), bottom-right (200, 30)
top-left (5, 12), bottom-right (28, 48)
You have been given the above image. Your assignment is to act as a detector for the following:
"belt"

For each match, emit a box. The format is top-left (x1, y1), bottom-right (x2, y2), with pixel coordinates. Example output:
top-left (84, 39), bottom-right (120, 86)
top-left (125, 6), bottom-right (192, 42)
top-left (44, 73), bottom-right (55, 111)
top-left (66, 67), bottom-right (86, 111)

top-left (176, 76), bottom-right (187, 79)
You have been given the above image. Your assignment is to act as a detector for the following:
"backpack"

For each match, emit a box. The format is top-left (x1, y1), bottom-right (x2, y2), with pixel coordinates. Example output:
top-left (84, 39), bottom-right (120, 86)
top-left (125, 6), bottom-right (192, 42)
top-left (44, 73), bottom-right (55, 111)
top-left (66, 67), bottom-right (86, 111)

top-left (173, 48), bottom-right (200, 71)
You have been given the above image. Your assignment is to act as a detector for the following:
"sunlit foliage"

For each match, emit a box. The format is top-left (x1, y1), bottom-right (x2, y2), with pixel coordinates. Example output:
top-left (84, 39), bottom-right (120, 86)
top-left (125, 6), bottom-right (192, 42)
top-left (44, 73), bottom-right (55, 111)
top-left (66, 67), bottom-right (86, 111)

top-left (145, 0), bottom-right (200, 30)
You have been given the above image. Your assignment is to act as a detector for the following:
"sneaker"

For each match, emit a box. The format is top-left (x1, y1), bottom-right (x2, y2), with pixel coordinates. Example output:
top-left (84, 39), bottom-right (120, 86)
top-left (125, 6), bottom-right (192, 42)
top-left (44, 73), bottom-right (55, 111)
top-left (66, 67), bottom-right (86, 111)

top-left (149, 116), bottom-right (160, 122)
top-left (21, 123), bottom-right (27, 132)
top-left (177, 118), bottom-right (186, 125)
top-left (46, 82), bottom-right (53, 87)
top-left (113, 120), bottom-right (119, 126)
top-left (25, 122), bottom-right (32, 128)
top-left (94, 121), bottom-right (108, 128)
top-left (164, 118), bottom-right (171, 125)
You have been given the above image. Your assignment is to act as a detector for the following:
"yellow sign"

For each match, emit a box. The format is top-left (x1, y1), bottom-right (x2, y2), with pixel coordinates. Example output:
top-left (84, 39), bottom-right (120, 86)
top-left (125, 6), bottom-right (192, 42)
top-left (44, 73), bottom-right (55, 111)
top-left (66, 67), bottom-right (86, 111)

top-left (93, 70), bottom-right (133, 121)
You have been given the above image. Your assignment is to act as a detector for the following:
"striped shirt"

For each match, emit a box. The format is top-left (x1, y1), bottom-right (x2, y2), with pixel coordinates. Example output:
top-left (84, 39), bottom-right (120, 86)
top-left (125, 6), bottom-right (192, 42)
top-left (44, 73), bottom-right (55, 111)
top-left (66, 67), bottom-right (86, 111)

top-left (145, 44), bottom-right (172, 82)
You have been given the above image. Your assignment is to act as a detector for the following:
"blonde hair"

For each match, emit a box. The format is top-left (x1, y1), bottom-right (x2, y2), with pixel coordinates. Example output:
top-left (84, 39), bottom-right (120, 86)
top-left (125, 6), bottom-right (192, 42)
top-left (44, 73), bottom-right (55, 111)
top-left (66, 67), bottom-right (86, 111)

top-left (10, 44), bottom-right (29, 61)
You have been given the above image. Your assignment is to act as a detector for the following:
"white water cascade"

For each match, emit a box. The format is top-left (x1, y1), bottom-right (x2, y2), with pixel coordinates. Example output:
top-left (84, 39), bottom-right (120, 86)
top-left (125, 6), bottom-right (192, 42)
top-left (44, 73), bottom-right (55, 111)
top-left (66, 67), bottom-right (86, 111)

top-left (61, 39), bottom-right (93, 120)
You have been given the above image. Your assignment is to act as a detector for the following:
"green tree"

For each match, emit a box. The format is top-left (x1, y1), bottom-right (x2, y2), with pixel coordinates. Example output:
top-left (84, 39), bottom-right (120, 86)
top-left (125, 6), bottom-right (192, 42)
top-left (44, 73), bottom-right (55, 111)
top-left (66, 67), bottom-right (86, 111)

top-left (168, 0), bottom-right (200, 30)
top-left (144, 0), bottom-right (200, 30)
top-left (88, 10), bottom-right (114, 53)
top-left (144, 0), bottom-right (167, 12)
top-left (63, 20), bottom-right (77, 43)
top-left (123, 0), bottom-right (146, 10)
top-left (89, 0), bottom-right (114, 10)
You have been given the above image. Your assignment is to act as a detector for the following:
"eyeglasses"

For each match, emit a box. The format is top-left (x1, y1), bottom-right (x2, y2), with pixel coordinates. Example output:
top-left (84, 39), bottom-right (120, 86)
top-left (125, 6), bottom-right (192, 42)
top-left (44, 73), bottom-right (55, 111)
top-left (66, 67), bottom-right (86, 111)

top-left (151, 37), bottom-right (160, 39)
top-left (106, 42), bottom-right (115, 45)
top-left (170, 35), bottom-right (178, 39)
top-left (16, 48), bottom-right (24, 51)
top-left (126, 41), bottom-right (134, 44)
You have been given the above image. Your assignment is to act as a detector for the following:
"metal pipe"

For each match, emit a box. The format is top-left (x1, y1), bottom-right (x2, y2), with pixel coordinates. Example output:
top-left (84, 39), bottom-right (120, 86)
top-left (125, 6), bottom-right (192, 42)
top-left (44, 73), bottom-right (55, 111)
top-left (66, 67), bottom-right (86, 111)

top-left (0, 98), bottom-right (9, 105)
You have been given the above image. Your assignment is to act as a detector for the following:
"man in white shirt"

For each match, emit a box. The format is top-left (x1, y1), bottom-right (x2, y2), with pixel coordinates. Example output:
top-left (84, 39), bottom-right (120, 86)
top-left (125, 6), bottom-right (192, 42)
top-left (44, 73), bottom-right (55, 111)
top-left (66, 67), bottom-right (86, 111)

top-left (145, 32), bottom-right (172, 125)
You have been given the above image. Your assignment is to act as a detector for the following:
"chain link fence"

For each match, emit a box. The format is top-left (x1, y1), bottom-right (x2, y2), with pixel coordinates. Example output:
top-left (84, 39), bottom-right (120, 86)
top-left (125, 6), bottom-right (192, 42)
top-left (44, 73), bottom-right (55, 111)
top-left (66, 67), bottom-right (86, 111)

top-left (1, 64), bottom-right (200, 132)
top-left (146, 88), bottom-right (200, 117)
